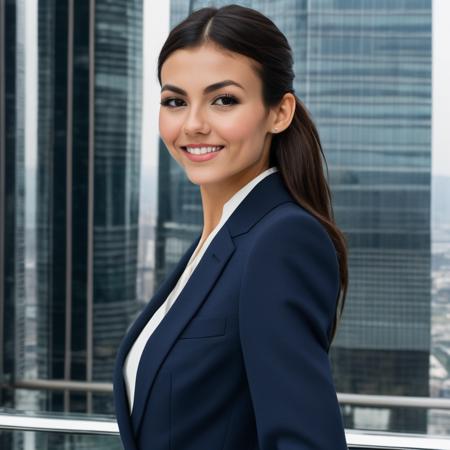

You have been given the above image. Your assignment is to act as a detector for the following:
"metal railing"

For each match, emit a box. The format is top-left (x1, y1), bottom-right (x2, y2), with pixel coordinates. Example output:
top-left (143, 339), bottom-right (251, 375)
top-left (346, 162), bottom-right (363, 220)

top-left (2, 381), bottom-right (450, 449)
top-left (0, 411), bottom-right (118, 435)
top-left (1, 411), bottom-right (450, 449)
top-left (8, 379), bottom-right (450, 410)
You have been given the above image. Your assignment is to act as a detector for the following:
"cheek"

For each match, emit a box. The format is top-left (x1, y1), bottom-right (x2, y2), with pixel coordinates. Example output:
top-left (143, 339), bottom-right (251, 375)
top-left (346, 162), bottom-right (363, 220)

top-left (159, 111), bottom-right (180, 144)
top-left (218, 112), bottom-right (263, 143)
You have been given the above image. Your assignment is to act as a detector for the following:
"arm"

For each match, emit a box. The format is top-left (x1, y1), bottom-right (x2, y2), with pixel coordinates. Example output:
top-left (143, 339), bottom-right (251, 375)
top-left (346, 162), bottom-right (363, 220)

top-left (238, 208), bottom-right (347, 450)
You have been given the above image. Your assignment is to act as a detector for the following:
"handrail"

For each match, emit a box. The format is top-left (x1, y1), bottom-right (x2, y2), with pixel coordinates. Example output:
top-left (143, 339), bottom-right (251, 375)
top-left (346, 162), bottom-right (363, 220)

top-left (0, 412), bottom-right (450, 449)
top-left (10, 379), bottom-right (112, 393)
top-left (338, 392), bottom-right (450, 410)
top-left (0, 412), bottom-right (118, 434)
top-left (5, 380), bottom-right (450, 410)
top-left (345, 429), bottom-right (450, 449)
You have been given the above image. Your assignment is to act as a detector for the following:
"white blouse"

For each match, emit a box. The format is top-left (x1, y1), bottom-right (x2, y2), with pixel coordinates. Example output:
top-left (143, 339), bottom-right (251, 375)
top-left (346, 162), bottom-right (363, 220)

top-left (123, 166), bottom-right (279, 413)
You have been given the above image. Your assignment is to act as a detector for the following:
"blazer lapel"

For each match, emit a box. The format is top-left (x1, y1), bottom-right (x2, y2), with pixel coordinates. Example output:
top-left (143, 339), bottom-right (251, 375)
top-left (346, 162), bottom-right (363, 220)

top-left (113, 234), bottom-right (201, 448)
top-left (131, 226), bottom-right (236, 434)
top-left (115, 170), bottom-right (295, 440)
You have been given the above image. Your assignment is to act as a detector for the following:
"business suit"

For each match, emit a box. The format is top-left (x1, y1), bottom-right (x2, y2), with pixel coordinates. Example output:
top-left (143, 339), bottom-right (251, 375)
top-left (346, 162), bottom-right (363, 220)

top-left (113, 170), bottom-right (348, 450)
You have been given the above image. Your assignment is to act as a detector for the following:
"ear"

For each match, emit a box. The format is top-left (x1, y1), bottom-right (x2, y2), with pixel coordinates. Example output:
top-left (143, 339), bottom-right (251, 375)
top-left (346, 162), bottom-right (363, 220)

top-left (269, 92), bottom-right (296, 134)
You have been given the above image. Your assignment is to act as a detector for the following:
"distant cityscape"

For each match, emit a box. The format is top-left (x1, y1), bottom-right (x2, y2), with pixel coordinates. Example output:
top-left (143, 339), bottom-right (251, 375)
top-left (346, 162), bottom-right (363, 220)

top-left (429, 175), bottom-right (450, 434)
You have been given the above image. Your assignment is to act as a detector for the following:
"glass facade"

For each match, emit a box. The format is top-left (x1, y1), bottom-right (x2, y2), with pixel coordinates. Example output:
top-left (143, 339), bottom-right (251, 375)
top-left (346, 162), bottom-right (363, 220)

top-left (168, 0), bottom-right (436, 435)
top-left (299, 1), bottom-right (432, 434)
top-left (1, 0), bottom-right (450, 448)
top-left (1, 0), bottom-right (142, 447)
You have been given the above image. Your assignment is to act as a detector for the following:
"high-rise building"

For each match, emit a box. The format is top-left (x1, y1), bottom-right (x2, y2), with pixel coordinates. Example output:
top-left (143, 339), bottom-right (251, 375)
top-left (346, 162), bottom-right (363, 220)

top-left (297, 1), bottom-right (432, 433)
top-left (0, 0), bottom-right (26, 415)
top-left (0, 0), bottom-right (143, 430)
top-left (161, 0), bottom-right (432, 433)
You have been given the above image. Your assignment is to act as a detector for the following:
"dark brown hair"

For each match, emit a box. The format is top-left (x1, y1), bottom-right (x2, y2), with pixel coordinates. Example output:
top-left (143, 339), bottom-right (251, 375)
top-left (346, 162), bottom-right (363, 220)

top-left (157, 4), bottom-right (348, 343)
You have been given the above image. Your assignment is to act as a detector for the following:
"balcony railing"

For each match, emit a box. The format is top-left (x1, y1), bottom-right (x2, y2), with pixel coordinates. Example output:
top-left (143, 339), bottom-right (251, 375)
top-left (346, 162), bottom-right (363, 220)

top-left (7, 379), bottom-right (450, 410)
top-left (2, 380), bottom-right (450, 449)
top-left (1, 410), bottom-right (450, 449)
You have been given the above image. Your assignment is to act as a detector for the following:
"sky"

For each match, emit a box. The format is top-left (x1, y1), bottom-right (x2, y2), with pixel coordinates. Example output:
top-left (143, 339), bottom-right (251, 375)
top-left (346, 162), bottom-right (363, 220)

top-left (139, 0), bottom-right (170, 216)
top-left (432, 0), bottom-right (450, 177)
top-left (141, 0), bottom-right (170, 174)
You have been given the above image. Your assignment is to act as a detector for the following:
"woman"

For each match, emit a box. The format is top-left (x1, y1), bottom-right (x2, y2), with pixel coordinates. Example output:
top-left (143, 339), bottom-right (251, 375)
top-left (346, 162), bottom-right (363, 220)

top-left (114, 4), bottom-right (349, 450)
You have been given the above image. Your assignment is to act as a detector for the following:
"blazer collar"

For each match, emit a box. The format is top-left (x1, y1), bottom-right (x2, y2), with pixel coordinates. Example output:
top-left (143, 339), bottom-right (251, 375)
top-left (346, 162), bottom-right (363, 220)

top-left (226, 169), bottom-right (293, 238)
top-left (113, 170), bottom-right (294, 441)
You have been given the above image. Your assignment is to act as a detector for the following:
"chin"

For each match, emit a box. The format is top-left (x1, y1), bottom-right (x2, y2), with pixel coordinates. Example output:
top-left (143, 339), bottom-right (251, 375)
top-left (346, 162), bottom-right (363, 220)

top-left (184, 170), bottom-right (227, 186)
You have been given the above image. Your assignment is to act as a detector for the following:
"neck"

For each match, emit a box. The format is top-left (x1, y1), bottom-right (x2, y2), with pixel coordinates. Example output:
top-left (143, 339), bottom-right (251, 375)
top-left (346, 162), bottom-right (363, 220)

top-left (198, 164), bottom-right (270, 242)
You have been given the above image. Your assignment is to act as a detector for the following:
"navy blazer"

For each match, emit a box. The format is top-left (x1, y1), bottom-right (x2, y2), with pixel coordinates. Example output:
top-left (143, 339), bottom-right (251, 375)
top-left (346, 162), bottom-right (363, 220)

top-left (113, 171), bottom-right (348, 450)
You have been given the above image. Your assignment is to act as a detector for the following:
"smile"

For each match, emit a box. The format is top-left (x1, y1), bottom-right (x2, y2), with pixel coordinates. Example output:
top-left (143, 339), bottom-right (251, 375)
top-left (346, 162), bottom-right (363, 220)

top-left (182, 146), bottom-right (224, 155)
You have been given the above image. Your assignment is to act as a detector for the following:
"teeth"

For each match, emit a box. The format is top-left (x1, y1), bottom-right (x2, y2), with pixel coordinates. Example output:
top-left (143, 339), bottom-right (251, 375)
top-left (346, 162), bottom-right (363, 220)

top-left (185, 146), bottom-right (223, 155)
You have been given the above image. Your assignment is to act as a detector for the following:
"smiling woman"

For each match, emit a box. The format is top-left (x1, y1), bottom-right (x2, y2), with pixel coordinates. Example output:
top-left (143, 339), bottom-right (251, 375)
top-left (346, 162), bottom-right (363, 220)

top-left (158, 43), bottom-right (288, 211)
top-left (113, 4), bottom-right (349, 450)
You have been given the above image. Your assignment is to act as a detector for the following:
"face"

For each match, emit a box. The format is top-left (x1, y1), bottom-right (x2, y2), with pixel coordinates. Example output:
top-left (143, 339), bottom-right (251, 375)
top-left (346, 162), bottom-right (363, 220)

top-left (159, 43), bottom-right (276, 189)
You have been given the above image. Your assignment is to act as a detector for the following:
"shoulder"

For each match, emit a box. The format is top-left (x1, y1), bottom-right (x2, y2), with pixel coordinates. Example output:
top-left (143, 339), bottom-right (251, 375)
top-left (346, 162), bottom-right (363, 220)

top-left (248, 201), bottom-right (338, 268)
top-left (238, 201), bottom-right (340, 351)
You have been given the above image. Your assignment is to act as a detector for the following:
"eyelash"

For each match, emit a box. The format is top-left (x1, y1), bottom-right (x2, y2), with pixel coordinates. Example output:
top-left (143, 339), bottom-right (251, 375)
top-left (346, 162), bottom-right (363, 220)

top-left (160, 94), bottom-right (239, 108)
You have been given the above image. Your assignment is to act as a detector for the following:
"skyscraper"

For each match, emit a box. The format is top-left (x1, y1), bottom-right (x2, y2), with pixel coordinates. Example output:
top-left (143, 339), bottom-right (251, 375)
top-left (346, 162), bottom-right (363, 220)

top-left (297, 1), bottom-right (432, 433)
top-left (0, 0), bottom-right (143, 429)
top-left (162, 0), bottom-right (432, 433)
top-left (0, 0), bottom-right (26, 416)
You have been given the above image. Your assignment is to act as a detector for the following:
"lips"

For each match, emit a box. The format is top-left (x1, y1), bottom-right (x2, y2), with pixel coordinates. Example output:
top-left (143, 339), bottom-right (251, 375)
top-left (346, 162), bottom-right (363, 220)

top-left (180, 145), bottom-right (225, 162)
top-left (181, 146), bottom-right (224, 152)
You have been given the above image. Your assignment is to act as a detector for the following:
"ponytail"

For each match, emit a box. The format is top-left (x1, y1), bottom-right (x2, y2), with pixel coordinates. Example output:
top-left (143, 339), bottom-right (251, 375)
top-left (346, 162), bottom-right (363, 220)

top-left (271, 94), bottom-right (349, 343)
top-left (157, 4), bottom-right (349, 344)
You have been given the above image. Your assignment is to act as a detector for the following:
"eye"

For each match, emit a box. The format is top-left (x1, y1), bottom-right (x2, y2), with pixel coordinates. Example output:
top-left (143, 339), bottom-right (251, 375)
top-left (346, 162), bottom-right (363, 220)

top-left (160, 94), bottom-right (239, 109)
top-left (213, 94), bottom-right (239, 106)
top-left (160, 97), bottom-right (184, 108)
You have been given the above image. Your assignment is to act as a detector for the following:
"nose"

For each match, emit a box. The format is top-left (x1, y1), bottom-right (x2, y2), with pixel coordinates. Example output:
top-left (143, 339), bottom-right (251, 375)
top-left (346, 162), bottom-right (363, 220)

top-left (183, 105), bottom-right (210, 135)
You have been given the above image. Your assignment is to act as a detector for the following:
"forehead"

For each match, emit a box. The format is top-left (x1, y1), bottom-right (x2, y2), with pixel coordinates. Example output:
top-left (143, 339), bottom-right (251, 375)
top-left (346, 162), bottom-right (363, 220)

top-left (160, 44), bottom-right (262, 93)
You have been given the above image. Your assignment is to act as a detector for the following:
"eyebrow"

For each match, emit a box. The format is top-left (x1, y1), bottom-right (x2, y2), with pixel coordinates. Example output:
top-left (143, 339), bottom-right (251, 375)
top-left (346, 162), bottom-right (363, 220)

top-left (160, 80), bottom-right (245, 95)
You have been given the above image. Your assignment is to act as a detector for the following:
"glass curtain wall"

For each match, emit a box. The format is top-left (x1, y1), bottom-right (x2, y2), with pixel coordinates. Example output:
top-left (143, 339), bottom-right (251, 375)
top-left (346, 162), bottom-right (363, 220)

top-left (1, 0), bottom-right (142, 447)
top-left (166, 0), bottom-right (440, 436)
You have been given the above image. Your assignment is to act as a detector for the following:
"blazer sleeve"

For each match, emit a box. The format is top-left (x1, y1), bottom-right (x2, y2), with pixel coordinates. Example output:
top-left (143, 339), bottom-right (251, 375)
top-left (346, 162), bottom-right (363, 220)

top-left (238, 209), bottom-right (348, 450)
